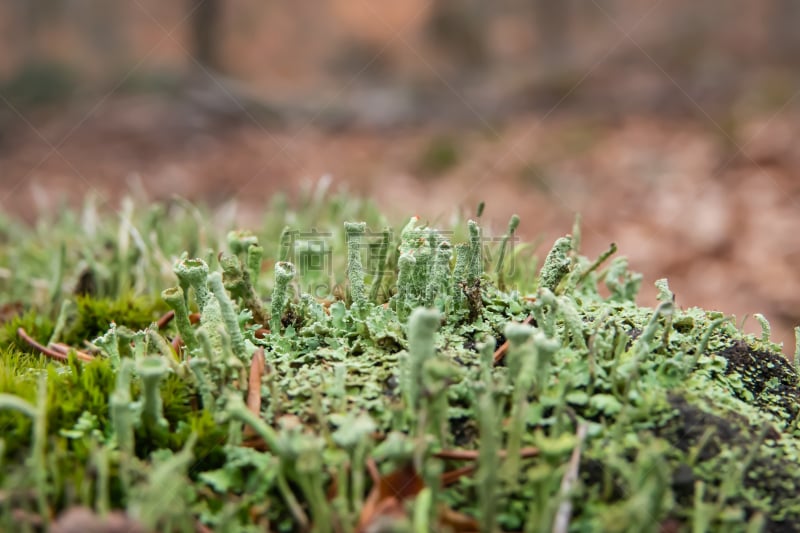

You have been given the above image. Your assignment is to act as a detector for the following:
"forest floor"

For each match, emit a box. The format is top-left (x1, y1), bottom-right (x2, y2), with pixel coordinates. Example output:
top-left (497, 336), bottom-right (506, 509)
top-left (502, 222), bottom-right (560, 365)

top-left (0, 93), bottom-right (798, 350)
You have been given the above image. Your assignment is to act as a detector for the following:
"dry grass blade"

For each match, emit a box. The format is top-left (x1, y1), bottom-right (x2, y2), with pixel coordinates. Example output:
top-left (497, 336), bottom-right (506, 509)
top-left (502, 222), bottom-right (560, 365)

top-left (241, 348), bottom-right (267, 442)
top-left (433, 446), bottom-right (539, 461)
top-left (366, 457), bottom-right (381, 484)
top-left (552, 423), bottom-right (588, 533)
top-left (247, 348), bottom-right (266, 416)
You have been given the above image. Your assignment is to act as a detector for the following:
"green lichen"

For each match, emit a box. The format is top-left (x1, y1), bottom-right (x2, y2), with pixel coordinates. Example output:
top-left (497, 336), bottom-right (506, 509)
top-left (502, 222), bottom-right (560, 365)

top-left (0, 199), bottom-right (798, 532)
top-left (496, 213), bottom-right (520, 290)
top-left (344, 221), bottom-right (368, 311)
top-left (403, 307), bottom-right (441, 415)
top-left (161, 286), bottom-right (198, 355)
top-left (270, 261), bottom-right (296, 334)
top-left (538, 235), bottom-right (572, 292)
top-left (209, 272), bottom-right (247, 360)
top-left (137, 356), bottom-right (168, 429)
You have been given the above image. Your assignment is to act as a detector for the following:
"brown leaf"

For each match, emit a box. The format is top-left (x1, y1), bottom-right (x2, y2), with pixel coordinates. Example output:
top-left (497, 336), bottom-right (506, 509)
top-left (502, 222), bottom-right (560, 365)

top-left (356, 459), bottom-right (487, 533)
top-left (356, 462), bottom-right (424, 533)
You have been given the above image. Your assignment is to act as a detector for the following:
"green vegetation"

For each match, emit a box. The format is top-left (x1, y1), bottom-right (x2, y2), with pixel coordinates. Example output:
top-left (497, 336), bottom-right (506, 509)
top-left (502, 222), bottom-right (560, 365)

top-left (0, 61), bottom-right (77, 109)
top-left (0, 189), bottom-right (798, 532)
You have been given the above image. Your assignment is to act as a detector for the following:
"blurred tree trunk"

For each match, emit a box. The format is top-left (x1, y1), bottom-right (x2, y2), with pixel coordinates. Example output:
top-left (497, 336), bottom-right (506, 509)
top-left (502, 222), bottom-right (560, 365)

top-left (68, 0), bottom-right (124, 76)
top-left (532, 0), bottom-right (572, 68)
top-left (427, 0), bottom-right (489, 71)
top-left (183, 0), bottom-right (283, 125)
top-left (12, 0), bottom-right (60, 63)
top-left (190, 0), bottom-right (223, 71)
top-left (769, 0), bottom-right (800, 65)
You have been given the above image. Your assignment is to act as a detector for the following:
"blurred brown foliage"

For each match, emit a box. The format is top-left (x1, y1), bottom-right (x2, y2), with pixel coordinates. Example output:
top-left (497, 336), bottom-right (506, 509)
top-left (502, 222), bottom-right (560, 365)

top-left (0, 1), bottom-right (798, 350)
top-left (1, 0), bottom-right (798, 112)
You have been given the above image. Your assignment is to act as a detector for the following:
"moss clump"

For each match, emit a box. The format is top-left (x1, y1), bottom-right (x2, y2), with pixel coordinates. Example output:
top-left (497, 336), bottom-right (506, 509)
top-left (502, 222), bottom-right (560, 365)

top-left (61, 294), bottom-right (165, 347)
top-left (0, 310), bottom-right (55, 354)
top-left (0, 200), bottom-right (798, 532)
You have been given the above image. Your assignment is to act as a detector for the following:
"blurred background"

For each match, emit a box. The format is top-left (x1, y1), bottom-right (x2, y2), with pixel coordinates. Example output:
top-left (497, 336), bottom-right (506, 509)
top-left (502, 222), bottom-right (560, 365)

top-left (0, 0), bottom-right (798, 349)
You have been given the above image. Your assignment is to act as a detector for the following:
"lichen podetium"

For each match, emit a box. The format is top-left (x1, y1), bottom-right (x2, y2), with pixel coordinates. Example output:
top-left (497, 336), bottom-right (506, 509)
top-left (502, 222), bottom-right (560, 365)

top-left (0, 197), bottom-right (798, 532)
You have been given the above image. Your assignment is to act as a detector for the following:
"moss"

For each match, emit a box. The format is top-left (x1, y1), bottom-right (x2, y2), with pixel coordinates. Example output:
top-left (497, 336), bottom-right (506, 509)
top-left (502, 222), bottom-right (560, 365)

top-left (61, 294), bottom-right (165, 346)
top-left (0, 310), bottom-right (55, 355)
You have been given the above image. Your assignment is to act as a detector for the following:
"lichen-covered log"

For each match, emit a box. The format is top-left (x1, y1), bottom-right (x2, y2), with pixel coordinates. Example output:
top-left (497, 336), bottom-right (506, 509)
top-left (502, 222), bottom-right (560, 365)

top-left (0, 198), bottom-right (798, 532)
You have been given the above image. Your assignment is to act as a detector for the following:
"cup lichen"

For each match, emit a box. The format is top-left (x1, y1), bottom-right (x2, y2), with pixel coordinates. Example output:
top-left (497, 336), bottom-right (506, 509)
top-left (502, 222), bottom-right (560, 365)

top-left (0, 202), bottom-right (798, 532)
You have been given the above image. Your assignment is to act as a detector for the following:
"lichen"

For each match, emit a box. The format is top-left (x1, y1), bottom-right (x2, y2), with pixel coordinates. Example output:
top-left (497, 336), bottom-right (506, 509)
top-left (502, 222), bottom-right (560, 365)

top-left (0, 199), bottom-right (798, 532)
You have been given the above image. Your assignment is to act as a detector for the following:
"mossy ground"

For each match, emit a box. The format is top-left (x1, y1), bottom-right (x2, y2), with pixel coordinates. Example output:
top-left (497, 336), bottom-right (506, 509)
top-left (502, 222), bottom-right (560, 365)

top-left (0, 191), bottom-right (798, 532)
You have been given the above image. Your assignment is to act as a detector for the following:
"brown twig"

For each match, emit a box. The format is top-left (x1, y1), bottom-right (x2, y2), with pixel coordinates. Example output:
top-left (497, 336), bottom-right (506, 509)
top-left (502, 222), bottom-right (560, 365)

top-left (441, 464), bottom-right (477, 486)
top-left (17, 327), bottom-right (94, 363)
top-left (433, 446), bottom-right (539, 461)
top-left (50, 343), bottom-right (94, 362)
top-left (18, 327), bottom-right (67, 361)
top-left (493, 316), bottom-right (534, 365)
top-left (433, 449), bottom-right (481, 461)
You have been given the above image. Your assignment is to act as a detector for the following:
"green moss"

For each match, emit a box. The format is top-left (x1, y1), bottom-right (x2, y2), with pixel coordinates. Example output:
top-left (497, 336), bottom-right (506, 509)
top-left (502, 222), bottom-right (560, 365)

top-left (0, 61), bottom-right (77, 109)
top-left (0, 310), bottom-right (55, 355)
top-left (61, 294), bottom-right (165, 346)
